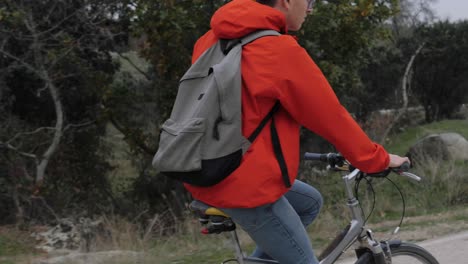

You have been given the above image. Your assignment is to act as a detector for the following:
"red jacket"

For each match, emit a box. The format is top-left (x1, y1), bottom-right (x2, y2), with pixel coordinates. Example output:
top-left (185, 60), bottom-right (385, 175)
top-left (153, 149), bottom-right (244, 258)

top-left (184, 0), bottom-right (389, 208)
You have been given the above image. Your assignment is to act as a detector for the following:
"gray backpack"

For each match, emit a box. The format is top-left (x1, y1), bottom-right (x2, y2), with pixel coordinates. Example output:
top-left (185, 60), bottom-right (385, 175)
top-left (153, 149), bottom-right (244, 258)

top-left (152, 30), bottom-right (290, 187)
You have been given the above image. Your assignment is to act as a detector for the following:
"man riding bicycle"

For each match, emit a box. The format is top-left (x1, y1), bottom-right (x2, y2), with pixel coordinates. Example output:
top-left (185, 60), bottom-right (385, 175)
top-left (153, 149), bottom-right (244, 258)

top-left (184, 0), bottom-right (409, 263)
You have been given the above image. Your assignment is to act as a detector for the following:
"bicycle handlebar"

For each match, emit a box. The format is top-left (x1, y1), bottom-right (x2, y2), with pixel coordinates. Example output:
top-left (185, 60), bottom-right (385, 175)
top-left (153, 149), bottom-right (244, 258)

top-left (304, 152), bottom-right (420, 182)
top-left (304, 152), bottom-right (345, 167)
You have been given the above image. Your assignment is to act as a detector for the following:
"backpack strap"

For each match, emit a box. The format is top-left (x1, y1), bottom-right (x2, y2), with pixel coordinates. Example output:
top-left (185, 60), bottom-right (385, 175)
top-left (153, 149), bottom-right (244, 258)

top-left (240, 30), bottom-right (281, 46)
top-left (270, 113), bottom-right (291, 188)
top-left (248, 101), bottom-right (291, 188)
top-left (248, 101), bottom-right (280, 142)
top-left (220, 30), bottom-right (280, 54)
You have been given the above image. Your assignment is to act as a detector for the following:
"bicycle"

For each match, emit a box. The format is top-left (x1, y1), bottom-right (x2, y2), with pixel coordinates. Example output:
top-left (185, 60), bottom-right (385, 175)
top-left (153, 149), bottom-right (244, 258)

top-left (189, 152), bottom-right (440, 264)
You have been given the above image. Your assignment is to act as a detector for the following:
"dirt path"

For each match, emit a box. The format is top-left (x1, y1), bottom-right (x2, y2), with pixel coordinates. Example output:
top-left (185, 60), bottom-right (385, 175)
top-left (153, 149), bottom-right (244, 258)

top-left (418, 231), bottom-right (468, 263)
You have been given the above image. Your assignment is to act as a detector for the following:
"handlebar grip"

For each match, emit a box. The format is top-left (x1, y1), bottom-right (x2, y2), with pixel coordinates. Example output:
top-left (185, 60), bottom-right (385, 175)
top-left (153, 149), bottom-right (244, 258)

top-left (400, 162), bottom-right (410, 171)
top-left (304, 152), bottom-right (325, 161)
top-left (392, 162), bottom-right (411, 173)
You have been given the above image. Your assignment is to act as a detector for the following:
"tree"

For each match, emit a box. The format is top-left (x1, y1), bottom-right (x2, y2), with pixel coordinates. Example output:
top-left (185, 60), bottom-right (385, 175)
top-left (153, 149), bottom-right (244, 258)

top-left (0, 0), bottom-right (123, 223)
top-left (411, 21), bottom-right (468, 122)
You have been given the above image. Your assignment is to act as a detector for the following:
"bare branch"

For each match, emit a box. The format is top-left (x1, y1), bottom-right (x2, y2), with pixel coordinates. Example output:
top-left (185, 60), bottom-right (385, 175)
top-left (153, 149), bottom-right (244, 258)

top-left (0, 142), bottom-right (38, 160)
top-left (3, 120), bottom-right (95, 161)
top-left (0, 121), bottom-right (96, 150)
top-left (63, 120), bottom-right (96, 132)
top-left (6, 127), bottom-right (56, 144)
top-left (29, 8), bottom-right (82, 38)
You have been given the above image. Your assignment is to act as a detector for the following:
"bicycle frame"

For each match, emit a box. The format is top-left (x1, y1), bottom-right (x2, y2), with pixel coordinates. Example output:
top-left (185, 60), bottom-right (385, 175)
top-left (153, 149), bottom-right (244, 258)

top-left (319, 168), bottom-right (368, 264)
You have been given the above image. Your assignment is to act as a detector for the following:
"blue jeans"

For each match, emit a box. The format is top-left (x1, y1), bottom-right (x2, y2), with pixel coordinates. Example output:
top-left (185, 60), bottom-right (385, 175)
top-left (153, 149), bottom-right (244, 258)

top-left (221, 180), bottom-right (323, 264)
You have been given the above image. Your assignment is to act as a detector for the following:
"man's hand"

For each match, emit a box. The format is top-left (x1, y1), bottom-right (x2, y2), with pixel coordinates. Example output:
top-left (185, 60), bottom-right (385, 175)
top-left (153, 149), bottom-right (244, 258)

top-left (388, 154), bottom-right (410, 168)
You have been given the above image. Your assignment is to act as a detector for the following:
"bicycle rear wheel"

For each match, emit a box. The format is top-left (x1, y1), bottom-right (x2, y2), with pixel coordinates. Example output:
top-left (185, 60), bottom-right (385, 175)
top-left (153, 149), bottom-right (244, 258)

top-left (355, 242), bottom-right (439, 264)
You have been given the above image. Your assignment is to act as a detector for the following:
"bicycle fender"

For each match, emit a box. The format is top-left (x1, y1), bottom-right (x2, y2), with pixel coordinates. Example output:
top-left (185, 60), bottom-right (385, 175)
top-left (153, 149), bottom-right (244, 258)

top-left (381, 239), bottom-right (402, 250)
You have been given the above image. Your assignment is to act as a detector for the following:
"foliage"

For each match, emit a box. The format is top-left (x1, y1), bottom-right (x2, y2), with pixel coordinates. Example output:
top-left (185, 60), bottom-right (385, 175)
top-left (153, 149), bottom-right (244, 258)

top-left (0, 0), bottom-right (124, 222)
top-left (359, 40), bottom-right (405, 120)
top-left (130, 0), bottom-right (222, 123)
top-left (411, 21), bottom-right (468, 122)
top-left (300, 0), bottom-right (398, 118)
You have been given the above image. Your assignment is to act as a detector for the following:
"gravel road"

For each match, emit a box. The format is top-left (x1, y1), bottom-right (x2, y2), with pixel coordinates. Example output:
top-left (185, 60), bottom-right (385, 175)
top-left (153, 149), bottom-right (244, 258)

top-left (417, 230), bottom-right (468, 263)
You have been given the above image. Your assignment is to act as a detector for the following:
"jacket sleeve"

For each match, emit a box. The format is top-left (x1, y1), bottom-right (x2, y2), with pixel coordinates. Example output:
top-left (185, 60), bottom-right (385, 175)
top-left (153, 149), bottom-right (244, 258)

top-left (276, 38), bottom-right (389, 173)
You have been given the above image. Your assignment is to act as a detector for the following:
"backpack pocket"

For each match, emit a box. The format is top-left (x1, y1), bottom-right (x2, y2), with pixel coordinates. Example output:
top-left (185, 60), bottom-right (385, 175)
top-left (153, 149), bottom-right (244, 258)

top-left (153, 118), bottom-right (205, 172)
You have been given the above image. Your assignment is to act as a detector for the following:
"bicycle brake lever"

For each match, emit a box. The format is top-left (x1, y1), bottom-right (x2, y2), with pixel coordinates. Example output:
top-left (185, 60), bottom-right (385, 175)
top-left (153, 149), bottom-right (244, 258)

top-left (400, 171), bottom-right (421, 182)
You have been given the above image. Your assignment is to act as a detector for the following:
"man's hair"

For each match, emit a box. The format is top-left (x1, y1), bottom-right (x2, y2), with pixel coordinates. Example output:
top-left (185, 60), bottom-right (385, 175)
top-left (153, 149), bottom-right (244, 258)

top-left (256, 0), bottom-right (277, 7)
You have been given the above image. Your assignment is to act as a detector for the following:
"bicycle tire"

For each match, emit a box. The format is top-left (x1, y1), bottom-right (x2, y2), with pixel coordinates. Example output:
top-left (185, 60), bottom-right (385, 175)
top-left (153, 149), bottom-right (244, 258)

top-left (354, 242), bottom-right (439, 264)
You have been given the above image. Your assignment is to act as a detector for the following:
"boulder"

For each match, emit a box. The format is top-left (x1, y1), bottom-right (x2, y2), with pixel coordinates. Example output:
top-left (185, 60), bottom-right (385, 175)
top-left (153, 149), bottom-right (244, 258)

top-left (407, 132), bottom-right (468, 164)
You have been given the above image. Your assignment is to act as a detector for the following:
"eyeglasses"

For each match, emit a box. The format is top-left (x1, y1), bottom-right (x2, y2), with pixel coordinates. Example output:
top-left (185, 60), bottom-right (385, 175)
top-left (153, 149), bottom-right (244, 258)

top-left (306, 0), bottom-right (316, 9)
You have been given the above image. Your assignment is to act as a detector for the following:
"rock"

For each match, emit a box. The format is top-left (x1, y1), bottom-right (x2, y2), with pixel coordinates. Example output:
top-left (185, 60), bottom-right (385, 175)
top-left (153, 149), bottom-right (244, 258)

top-left (33, 217), bottom-right (106, 253)
top-left (33, 218), bottom-right (80, 252)
top-left (408, 132), bottom-right (468, 164)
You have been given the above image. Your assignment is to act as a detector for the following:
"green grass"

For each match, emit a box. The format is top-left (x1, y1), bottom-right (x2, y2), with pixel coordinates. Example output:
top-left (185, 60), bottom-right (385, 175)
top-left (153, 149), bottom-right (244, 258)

top-left (0, 236), bottom-right (28, 256)
top-left (0, 228), bottom-right (38, 258)
top-left (146, 232), bottom-right (242, 263)
top-left (384, 119), bottom-right (468, 154)
top-left (0, 260), bottom-right (16, 264)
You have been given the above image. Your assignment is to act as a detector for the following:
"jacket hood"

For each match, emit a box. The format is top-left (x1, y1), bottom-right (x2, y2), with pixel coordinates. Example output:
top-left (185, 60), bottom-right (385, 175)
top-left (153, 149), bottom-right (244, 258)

top-left (211, 0), bottom-right (287, 39)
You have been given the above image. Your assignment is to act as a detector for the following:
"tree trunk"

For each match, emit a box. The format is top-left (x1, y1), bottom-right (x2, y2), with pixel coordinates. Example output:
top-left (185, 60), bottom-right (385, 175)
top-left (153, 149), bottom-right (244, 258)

top-left (24, 12), bottom-right (65, 186)
top-left (379, 43), bottom-right (425, 144)
top-left (35, 80), bottom-right (64, 184)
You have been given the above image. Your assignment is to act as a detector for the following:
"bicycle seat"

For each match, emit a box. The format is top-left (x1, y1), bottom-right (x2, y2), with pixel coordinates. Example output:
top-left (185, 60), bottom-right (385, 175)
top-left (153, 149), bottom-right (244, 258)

top-left (189, 200), bottom-right (230, 218)
top-left (189, 200), bottom-right (235, 234)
